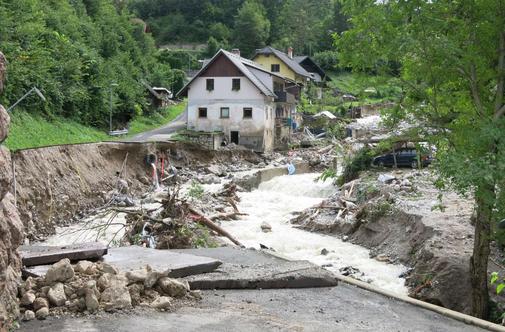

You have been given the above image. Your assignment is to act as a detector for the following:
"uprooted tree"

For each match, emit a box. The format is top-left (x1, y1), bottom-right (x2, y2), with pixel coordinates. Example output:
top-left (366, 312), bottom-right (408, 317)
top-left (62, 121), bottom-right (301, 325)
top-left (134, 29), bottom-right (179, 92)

top-left (336, 0), bottom-right (505, 319)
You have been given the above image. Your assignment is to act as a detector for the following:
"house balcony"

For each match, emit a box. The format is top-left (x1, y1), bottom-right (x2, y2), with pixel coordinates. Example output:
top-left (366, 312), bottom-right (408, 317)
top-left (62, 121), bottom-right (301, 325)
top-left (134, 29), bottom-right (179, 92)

top-left (274, 91), bottom-right (296, 104)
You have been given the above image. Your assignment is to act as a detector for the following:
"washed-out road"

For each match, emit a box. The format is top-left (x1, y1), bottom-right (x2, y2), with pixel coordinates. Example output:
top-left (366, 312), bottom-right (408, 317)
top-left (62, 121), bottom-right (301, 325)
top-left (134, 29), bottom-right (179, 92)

top-left (124, 109), bottom-right (187, 142)
top-left (20, 285), bottom-right (485, 332)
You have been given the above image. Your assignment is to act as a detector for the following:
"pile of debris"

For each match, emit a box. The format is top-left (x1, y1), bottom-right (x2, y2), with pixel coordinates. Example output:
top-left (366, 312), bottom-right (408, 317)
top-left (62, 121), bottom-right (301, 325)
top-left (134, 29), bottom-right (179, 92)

top-left (18, 258), bottom-right (198, 321)
top-left (265, 144), bottom-right (340, 171)
top-left (377, 171), bottom-right (417, 193)
top-left (291, 173), bottom-right (400, 236)
top-left (120, 182), bottom-right (245, 250)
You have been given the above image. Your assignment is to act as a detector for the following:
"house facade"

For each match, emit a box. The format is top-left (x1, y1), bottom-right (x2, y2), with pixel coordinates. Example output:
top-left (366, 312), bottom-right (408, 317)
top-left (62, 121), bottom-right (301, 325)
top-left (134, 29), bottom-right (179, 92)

top-left (252, 47), bottom-right (312, 85)
top-left (177, 49), bottom-right (297, 152)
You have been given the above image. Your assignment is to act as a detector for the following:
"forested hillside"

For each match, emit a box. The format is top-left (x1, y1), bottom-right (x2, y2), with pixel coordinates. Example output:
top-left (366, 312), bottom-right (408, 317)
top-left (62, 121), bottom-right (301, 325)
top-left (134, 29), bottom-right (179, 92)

top-left (128, 0), bottom-right (347, 58)
top-left (0, 0), bottom-right (348, 139)
top-left (0, 0), bottom-right (182, 129)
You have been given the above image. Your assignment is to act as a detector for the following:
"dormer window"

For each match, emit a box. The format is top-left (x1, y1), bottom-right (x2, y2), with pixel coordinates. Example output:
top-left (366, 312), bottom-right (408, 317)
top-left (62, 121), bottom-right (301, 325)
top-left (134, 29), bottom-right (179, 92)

top-left (271, 64), bottom-right (280, 72)
top-left (232, 78), bottom-right (240, 91)
top-left (206, 79), bottom-right (214, 91)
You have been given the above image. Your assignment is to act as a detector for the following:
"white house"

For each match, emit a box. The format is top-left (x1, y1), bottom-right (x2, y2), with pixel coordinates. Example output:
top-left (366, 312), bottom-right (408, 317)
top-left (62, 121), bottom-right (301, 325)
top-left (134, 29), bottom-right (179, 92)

top-left (177, 49), bottom-right (298, 152)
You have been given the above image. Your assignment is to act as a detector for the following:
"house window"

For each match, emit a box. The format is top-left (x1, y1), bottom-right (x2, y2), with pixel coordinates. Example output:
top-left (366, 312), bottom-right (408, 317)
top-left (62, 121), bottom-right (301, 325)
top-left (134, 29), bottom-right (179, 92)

top-left (220, 107), bottom-right (230, 118)
top-left (271, 64), bottom-right (280, 72)
top-left (198, 108), bottom-right (207, 118)
top-left (243, 108), bottom-right (252, 119)
top-left (232, 78), bottom-right (241, 91)
top-left (206, 79), bottom-right (214, 91)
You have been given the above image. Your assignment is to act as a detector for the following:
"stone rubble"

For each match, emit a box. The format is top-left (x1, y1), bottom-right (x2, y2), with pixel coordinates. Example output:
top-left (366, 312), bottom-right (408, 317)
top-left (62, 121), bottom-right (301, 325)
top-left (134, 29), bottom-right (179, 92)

top-left (17, 258), bottom-right (195, 320)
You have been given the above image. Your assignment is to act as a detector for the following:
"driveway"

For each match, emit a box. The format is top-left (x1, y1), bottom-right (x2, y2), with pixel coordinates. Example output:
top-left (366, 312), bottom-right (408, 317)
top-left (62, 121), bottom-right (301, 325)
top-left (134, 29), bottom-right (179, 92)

top-left (124, 109), bottom-right (187, 143)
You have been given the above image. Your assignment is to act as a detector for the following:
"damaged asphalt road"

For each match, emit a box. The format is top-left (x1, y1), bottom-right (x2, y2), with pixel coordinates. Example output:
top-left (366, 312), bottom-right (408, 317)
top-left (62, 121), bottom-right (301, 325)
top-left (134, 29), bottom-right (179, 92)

top-left (124, 111), bottom-right (187, 143)
top-left (19, 285), bottom-right (485, 332)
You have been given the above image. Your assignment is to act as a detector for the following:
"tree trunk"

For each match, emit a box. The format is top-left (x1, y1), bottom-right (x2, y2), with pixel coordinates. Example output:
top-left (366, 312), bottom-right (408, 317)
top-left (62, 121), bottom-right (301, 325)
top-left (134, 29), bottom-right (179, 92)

top-left (470, 184), bottom-right (495, 319)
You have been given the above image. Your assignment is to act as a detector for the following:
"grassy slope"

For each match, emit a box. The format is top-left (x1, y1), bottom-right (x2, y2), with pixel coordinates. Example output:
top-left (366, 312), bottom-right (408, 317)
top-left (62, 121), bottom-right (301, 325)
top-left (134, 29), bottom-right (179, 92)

top-left (127, 102), bottom-right (185, 135)
top-left (327, 71), bottom-right (402, 106)
top-left (5, 102), bottom-right (186, 151)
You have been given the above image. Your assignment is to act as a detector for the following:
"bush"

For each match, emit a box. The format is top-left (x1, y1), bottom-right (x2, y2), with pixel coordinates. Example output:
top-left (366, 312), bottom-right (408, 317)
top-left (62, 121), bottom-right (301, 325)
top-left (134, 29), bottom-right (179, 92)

top-left (188, 180), bottom-right (204, 200)
top-left (337, 147), bottom-right (373, 186)
top-left (313, 50), bottom-right (340, 71)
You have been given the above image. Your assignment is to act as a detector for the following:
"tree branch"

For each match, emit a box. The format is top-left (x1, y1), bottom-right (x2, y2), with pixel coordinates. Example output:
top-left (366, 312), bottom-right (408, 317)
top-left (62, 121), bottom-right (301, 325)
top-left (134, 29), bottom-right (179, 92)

top-left (495, 31), bottom-right (505, 119)
top-left (469, 64), bottom-right (485, 116)
top-left (495, 104), bottom-right (505, 120)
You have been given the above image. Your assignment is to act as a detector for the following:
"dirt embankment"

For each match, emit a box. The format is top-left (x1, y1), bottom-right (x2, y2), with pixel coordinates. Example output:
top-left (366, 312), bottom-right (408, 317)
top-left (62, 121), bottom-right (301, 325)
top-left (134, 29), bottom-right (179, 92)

top-left (13, 142), bottom-right (261, 240)
top-left (291, 169), bottom-right (477, 314)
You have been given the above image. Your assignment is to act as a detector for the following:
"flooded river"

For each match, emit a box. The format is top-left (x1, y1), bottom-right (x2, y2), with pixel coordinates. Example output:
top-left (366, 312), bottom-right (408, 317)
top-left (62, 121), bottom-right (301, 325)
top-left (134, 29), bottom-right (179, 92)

top-left (223, 173), bottom-right (408, 295)
top-left (42, 171), bottom-right (408, 295)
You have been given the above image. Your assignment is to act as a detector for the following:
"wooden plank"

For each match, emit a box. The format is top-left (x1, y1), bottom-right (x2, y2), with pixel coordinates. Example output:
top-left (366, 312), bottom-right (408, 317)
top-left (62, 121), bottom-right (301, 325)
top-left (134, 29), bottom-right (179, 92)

top-left (20, 242), bottom-right (108, 267)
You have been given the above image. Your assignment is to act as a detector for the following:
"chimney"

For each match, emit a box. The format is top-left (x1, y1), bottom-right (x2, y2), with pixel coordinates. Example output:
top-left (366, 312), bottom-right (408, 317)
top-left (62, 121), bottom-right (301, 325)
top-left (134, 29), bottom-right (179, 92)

top-left (287, 47), bottom-right (293, 59)
top-left (231, 48), bottom-right (240, 57)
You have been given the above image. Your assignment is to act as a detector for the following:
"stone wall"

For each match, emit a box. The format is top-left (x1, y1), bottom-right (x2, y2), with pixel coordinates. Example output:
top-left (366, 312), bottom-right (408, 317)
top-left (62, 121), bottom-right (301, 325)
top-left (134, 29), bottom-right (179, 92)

top-left (0, 51), bottom-right (24, 329)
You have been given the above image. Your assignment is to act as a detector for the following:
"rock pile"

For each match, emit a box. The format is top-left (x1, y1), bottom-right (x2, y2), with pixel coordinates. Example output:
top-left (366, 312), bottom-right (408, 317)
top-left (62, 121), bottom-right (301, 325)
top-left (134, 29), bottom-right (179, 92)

top-left (376, 171), bottom-right (417, 193)
top-left (18, 258), bottom-right (199, 321)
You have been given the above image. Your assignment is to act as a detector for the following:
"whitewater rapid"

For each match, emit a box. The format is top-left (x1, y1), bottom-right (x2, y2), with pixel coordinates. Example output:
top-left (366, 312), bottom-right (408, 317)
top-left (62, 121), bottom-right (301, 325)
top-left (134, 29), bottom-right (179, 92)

top-left (222, 173), bottom-right (408, 295)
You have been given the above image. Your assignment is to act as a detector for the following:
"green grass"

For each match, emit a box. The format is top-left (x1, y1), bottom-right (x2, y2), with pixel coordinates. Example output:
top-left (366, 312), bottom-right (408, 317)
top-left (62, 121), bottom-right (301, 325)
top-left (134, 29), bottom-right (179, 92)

top-left (327, 71), bottom-right (402, 105)
top-left (4, 102), bottom-right (186, 151)
top-left (5, 111), bottom-right (109, 151)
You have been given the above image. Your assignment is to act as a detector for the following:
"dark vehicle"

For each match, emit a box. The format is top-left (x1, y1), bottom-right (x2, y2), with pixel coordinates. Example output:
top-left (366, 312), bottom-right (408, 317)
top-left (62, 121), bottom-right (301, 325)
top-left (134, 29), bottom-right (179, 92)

top-left (372, 148), bottom-right (432, 168)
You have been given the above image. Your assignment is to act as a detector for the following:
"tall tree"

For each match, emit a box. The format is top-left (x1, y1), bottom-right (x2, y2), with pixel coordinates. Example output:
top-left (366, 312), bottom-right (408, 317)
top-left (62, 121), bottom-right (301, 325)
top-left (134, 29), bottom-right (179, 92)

top-left (274, 0), bottom-right (333, 55)
top-left (232, 0), bottom-right (270, 57)
top-left (337, 0), bottom-right (505, 319)
top-left (0, 0), bottom-right (171, 127)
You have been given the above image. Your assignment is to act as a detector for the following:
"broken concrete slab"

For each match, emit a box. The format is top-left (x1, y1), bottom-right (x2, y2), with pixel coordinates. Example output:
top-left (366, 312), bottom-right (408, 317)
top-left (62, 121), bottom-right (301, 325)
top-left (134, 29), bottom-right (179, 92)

top-left (24, 246), bottom-right (222, 279)
top-left (103, 246), bottom-right (222, 277)
top-left (174, 247), bottom-right (338, 290)
top-left (20, 243), bottom-right (108, 267)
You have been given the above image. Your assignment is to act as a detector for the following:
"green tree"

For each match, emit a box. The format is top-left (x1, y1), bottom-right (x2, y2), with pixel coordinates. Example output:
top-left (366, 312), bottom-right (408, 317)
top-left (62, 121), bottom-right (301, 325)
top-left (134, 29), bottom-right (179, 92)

top-left (232, 0), bottom-right (270, 57)
top-left (209, 22), bottom-right (231, 42)
top-left (274, 0), bottom-right (333, 55)
top-left (0, 0), bottom-right (171, 129)
top-left (336, 0), bottom-right (505, 319)
top-left (204, 36), bottom-right (229, 58)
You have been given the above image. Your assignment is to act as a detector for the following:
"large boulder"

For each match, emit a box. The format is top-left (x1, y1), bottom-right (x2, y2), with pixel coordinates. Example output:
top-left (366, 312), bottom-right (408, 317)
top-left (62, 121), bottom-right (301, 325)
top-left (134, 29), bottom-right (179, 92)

top-left (47, 282), bottom-right (67, 307)
top-left (100, 285), bottom-right (132, 311)
top-left (156, 277), bottom-right (189, 298)
top-left (0, 146), bottom-right (12, 199)
top-left (150, 296), bottom-right (171, 310)
top-left (33, 297), bottom-right (49, 312)
top-left (0, 193), bottom-right (24, 324)
top-left (0, 105), bottom-right (9, 144)
top-left (97, 273), bottom-right (127, 292)
top-left (45, 259), bottom-right (75, 284)
top-left (0, 51), bottom-right (22, 328)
